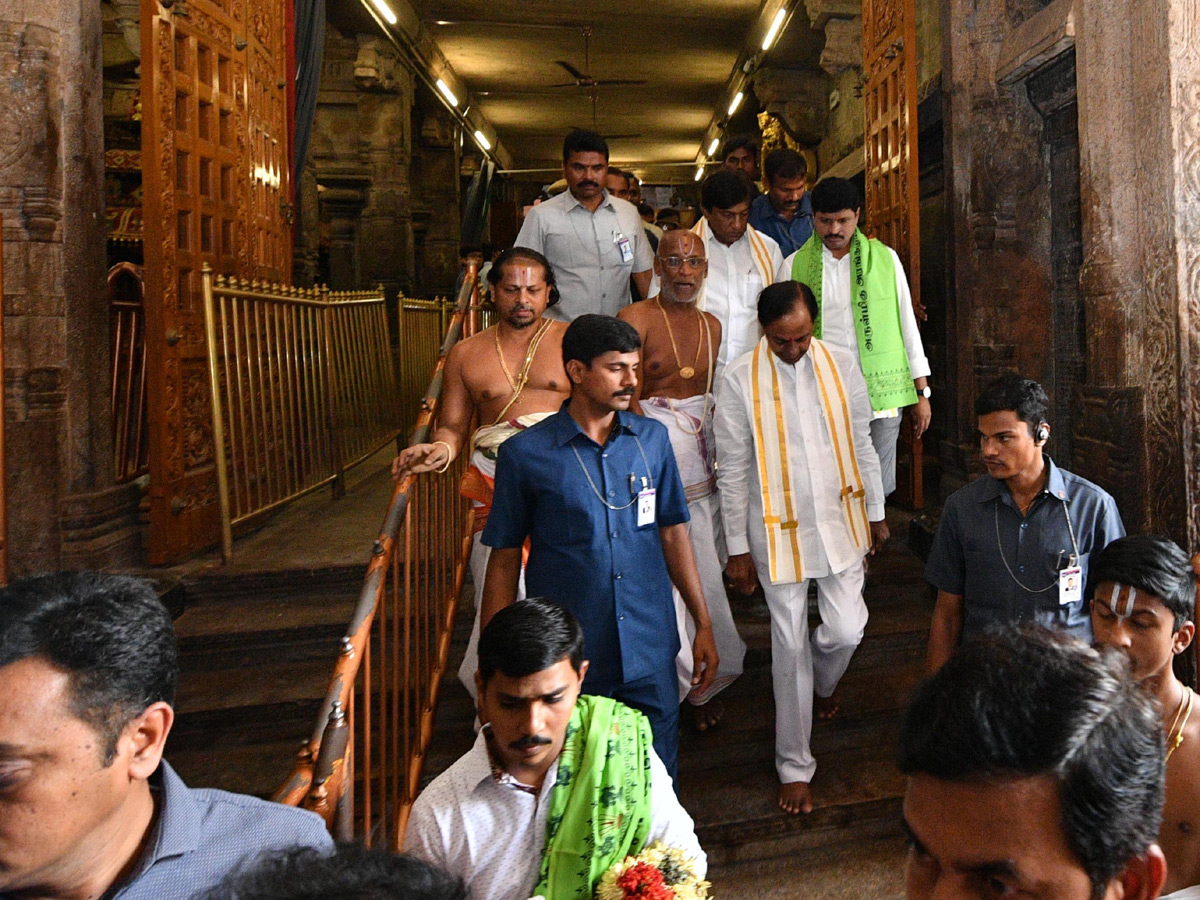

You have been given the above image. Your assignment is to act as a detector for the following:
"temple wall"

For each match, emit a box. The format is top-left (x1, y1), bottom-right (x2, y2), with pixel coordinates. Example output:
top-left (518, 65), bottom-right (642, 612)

top-left (0, 0), bottom-right (140, 575)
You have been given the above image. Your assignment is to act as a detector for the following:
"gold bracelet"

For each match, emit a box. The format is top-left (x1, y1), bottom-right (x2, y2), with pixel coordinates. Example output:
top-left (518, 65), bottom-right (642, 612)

top-left (432, 440), bottom-right (454, 474)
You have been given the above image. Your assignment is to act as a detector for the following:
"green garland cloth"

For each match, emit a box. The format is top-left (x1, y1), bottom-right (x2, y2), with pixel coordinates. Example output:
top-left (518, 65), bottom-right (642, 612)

top-left (791, 230), bottom-right (918, 411)
top-left (533, 696), bottom-right (653, 900)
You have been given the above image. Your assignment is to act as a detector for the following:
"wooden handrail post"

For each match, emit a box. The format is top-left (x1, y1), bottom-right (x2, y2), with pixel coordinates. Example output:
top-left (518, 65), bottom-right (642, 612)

top-left (465, 260), bottom-right (479, 338)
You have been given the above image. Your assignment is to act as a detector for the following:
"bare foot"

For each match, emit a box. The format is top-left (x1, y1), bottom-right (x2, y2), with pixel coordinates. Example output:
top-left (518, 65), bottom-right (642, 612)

top-left (688, 698), bottom-right (724, 732)
top-left (814, 692), bottom-right (841, 720)
top-left (779, 781), bottom-right (814, 815)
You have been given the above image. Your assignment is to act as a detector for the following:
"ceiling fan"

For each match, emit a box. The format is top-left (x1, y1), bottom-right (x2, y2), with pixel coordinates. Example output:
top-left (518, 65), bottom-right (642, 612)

top-left (550, 27), bottom-right (647, 91)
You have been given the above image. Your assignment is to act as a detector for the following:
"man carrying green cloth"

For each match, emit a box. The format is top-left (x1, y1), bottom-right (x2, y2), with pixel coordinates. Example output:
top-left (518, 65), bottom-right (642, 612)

top-left (404, 599), bottom-right (705, 900)
top-left (776, 177), bottom-right (931, 498)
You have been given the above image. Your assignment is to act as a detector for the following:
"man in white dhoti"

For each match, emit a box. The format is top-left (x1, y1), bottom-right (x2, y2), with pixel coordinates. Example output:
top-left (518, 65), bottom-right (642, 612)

top-left (714, 279), bottom-right (888, 815)
top-left (393, 247), bottom-right (570, 700)
top-left (619, 229), bottom-right (747, 732)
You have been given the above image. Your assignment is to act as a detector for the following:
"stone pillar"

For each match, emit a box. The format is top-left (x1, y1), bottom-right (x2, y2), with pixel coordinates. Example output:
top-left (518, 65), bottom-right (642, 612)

top-left (1074, 0), bottom-right (1199, 539)
top-left (941, 0), bottom-right (1056, 480)
top-left (0, 0), bottom-right (139, 574)
top-left (413, 97), bottom-right (461, 297)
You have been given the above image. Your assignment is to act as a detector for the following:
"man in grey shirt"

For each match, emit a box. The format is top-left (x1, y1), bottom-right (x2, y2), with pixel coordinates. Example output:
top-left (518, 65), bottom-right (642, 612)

top-left (924, 375), bottom-right (1125, 672)
top-left (0, 572), bottom-right (332, 900)
top-left (515, 130), bottom-right (653, 321)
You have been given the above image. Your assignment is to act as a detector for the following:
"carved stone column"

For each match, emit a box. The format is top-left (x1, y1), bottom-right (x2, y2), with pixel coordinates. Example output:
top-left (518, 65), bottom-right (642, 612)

top-left (1074, 0), bottom-right (1200, 539)
top-left (0, 0), bottom-right (140, 573)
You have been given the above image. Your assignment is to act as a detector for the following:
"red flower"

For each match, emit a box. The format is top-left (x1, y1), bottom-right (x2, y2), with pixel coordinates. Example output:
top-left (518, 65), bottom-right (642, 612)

top-left (616, 862), bottom-right (675, 900)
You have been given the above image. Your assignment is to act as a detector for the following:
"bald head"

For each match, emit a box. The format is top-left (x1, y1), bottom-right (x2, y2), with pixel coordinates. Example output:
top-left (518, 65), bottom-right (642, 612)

top-left (654, 230), bottom-right (707, 305)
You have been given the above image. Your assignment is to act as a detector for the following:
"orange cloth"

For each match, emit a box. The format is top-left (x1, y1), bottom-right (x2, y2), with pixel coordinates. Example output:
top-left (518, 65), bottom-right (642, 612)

top-left (460, 464), bottom-right (530, 567)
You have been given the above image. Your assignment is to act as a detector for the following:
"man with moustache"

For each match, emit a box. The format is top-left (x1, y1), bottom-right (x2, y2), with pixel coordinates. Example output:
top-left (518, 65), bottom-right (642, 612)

top-left (690, 169), bottom-right (783, 383)
top-left (516, 130), bottom-right (653, 321)
top-left (749, 148), bottom-right (813, 256)
top-left (721, 136), bottom-right (760, 184)
top-left (1088, 535), bottom-right (1200, 899)
top-left (619, 230), bottom-right (747, 731)
top-left (924, 374), bottom-right (1125, 672)
top-left (405, 600), bottom-right (705, 900)
top-left (778, 176), bottom-right (931, 497)
top-left (480, 315), bottom-right (719, 780)
top-left (714, 281), bottom-right (886, 815)
top-left (393, 247), bottom-right (570, 700)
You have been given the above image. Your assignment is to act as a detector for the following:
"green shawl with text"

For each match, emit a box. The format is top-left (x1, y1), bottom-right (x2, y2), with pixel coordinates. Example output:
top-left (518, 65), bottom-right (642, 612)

top-left (533, 696), bottom-right (653, 900)
top-left (790, 230), bottom-right (917, 411)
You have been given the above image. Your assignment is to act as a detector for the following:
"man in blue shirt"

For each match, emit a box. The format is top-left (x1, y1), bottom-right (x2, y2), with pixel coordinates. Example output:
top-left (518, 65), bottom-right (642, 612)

top-left (481, 314), bottom-right (719, 780)
top-left (924, 376), bottom-right (1126, 672)
top-left (748, 148), bottom-right (814, 257)
top-left (0, 572), bottom-right (332, 900)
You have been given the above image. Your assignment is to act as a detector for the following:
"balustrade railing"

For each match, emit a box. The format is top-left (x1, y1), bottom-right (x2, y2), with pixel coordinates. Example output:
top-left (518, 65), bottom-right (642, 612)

top-left (274, 264), bottom-right (482, 847)
top-left (201, 267), bottom-right (400, 560)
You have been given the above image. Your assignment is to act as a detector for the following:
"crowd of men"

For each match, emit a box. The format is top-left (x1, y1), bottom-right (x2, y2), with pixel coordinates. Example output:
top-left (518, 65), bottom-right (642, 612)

top-left (1, 126), bottom-right (1197, 900)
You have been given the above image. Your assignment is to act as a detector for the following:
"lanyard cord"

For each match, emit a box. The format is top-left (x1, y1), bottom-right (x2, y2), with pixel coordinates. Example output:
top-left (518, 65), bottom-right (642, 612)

top-left (994, 495), bottom-right (1080, 593)
top-left (570, 430), bottom-right (654, 511)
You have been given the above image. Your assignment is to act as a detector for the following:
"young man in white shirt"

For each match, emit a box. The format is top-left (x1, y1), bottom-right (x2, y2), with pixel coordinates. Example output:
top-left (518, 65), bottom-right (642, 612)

top-left (404, 599), bottom-right (705, 900)
top-left (777, 177), bottom-right (931, 496)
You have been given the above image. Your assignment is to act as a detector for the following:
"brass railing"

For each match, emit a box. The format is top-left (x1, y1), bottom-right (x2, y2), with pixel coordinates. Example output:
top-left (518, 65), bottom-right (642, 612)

top-left (397, 297), bottom-right (448, 432)
top-left (201, 267), bottom-right (400, 560)
top-left (109, 262), bottom-right (149, 483)
top-left (274, 265), bottom-right (482, 847)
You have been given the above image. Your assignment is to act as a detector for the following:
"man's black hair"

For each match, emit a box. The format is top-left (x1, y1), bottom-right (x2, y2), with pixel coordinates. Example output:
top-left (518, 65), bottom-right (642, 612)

top-left (478, 599), bottom-right (585, 686)
top-left (757, 280), bottom-right (818, 329)
top-left (1089, 534), bottom-right (1197, 631)
top-left (607, 166), bottom-right (627, 179)
top-left (637, 201), bottom-right (655, 218)
top-left (561, 313), bottom-right (641, 368)
top-left (721, 135), bottom-right (758, 162)
top-left (974, 374), bottom-right (1049, 437)
top-left (656, 208), bottom-right (681, 224)
top-left (898, 628), bottom-right (1165, 899)
top-left (486, 246), bottom-right (560, 306)
top-left (810, 176), bottom-right (860, 215)
top-left (563, 128), bottom-right (609, 162)
top-left (202, 843), bottom-right (468, 900)
top-left (701, 169), bottom-right (754, 212)
top-left (0, 572), bottom-right (178, 764)
top-left (764, 148), bottom-right (807, 184)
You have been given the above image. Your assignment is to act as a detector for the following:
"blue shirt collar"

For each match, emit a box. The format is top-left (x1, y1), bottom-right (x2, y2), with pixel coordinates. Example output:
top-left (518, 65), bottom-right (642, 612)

top-left (975, 456), bottom-right (1067, 503)
top-left (755, 190), bottom-right (811, 223)
top-left (550, 399), bottom-right (641, 447)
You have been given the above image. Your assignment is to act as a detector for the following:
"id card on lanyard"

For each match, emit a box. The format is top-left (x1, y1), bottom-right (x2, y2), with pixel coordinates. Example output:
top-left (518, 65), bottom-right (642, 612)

top-left (614, 231), bottom-right (634, 263)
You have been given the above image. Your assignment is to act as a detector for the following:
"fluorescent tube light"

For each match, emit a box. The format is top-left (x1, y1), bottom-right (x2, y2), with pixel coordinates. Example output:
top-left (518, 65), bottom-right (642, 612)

top-left (708, 137), bottom-right (720, 156)
top-left (369, 0), bottom-right (397, 26)
top-left (762, 9), bottom-right (786, 51)
top-left (474, 129), bottom-right (491, 151)
top-left (436, 79), bottom-right (458, 107)
top-left (727, 90), bottom-right (744, 116)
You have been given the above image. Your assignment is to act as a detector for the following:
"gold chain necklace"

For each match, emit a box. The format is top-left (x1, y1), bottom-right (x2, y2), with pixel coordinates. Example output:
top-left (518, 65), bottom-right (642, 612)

top-left (494, 319), bottom-right (552, 394)
top-left (1167, 685), bottom-right (1194, 762)
top-left (656, 299), bottom-right (703, 380)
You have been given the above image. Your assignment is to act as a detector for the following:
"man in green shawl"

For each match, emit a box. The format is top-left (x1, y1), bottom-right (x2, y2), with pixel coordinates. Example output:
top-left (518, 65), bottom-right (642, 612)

top-left (404, 599), bottom-right (706, 900)
top-left (776, 177), bottom-right (931, 499)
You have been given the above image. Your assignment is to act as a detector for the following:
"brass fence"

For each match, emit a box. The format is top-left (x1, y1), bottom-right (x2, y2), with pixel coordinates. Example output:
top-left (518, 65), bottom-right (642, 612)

top-left (397, 297), bottom-right (447, 432)
top-left (202, 266), bottom-right (400, 560)
top-left (109, 262), bottom-right (149, 483)
top-left (274, 265), bottom-right (482, 847)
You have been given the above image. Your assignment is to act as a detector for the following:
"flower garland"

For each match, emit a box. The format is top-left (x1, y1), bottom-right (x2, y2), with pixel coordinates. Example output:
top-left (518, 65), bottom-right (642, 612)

top-left (594, 842), bottom-right (711, 900)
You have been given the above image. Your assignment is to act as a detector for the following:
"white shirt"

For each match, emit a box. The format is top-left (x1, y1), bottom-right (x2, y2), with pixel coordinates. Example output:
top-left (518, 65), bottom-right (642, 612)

top-left (703, 230), bottom-right (784, 384)
top-left (404, 729), bottom-right (706, 900)
top-left (1161, 888), bottom-right (1200, 899)
top-left (714, 341), bottom-right (884, 580)
top-left (777, 243), bottom-right (930, 417)
top-left (516, 190), bottom-right (653, 322)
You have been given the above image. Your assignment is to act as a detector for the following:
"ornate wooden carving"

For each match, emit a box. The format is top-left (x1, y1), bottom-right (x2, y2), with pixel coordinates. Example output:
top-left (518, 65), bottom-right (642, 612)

top-left (141, 0), bottom-right (292, 562)
top-left (862, 0), bottom-right (923, 507)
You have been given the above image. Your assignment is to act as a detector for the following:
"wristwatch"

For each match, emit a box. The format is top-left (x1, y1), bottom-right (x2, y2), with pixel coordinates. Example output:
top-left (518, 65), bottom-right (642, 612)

top-left (918, 386), bottom-right (932, 399)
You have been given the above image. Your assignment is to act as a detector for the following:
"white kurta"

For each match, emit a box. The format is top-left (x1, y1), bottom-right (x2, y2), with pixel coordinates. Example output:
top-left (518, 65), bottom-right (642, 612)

top-left (702, 230), bottom-right (783, 382)
top-left (777, 243), bottom-right (931, 417)
top-left (404, 730), bottom-right (706, 900)
top-left (714, 342), bottom-right (884, 581)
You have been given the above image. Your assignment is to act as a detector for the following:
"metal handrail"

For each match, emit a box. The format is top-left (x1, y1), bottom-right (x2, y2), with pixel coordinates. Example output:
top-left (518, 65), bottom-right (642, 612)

top-left (273, 263), bottom-right (481, 847)
top-left (202, 269), bottom-right (400, 560)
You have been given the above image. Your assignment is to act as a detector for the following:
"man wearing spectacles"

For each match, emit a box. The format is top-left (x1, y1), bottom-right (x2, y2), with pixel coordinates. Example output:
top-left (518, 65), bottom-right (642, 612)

top-left (688, 170), bottom-right (783, 385)
top-left (480, 314), bottom-right (719, 783)
top-left (618, 230), bottom-right (747, 733)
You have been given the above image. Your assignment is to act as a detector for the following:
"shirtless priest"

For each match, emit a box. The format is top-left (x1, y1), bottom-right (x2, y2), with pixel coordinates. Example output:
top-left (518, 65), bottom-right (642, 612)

top-left (1089, 535), bottom-right (1200, 899)
top-left (618, 229), bottom-right (746, 732)
top-left (393, 247), bottom-right (570, 699)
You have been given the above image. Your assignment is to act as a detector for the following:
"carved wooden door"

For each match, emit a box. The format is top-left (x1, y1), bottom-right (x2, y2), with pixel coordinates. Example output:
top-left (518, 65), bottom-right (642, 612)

top-left (862, 0), bottom-right (923, 508)
top-left (141, 0), bottom-right (292, 563)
